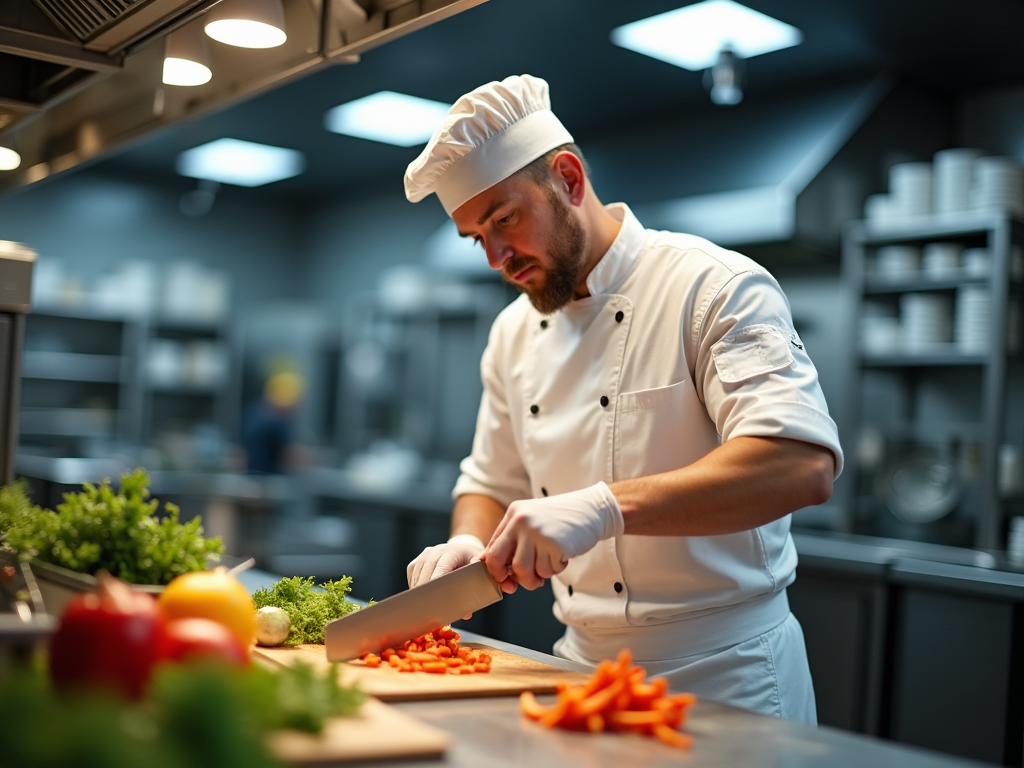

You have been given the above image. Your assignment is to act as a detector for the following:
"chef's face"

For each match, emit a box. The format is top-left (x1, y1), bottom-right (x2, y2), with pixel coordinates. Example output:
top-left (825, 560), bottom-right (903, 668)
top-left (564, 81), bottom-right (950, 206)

top-left (453, 171), bottom-right (587, 314)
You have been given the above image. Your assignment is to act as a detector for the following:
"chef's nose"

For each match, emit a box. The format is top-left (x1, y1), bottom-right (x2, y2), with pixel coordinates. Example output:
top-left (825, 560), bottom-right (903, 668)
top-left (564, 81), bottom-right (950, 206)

top-left (484, 237), bottom-right (514, 271)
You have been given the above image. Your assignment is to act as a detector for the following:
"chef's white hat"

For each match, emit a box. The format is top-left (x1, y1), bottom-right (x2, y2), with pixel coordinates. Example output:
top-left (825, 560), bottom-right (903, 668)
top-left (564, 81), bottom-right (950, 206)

top-left (404, 74), bottom-right (574, 215)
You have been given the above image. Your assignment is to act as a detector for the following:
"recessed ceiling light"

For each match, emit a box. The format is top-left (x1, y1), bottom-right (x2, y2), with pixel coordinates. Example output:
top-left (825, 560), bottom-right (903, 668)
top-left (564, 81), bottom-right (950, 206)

top-left (324, 91), bottom-right (451, 147)
top-left (611, 0), bottom-right (802, 71)
top-left (176, 138), bottom-right (304, 187)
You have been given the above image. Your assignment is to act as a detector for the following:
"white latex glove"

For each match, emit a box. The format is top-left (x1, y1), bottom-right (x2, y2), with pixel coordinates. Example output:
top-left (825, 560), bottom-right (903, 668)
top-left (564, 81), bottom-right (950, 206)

top-left (482, 482), bottom-right (624, 592)
top-left (407, 534), bottom-right (485, 588)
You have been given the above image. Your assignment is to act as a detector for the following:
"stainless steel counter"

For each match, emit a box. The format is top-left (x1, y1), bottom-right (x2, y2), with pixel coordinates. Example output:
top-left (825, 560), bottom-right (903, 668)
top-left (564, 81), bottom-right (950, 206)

top-left (384, 631), bottom-right (989, 768)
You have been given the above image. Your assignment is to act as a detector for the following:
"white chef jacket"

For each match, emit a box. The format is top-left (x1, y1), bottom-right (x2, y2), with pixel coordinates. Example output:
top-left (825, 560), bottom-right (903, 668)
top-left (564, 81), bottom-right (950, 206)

top-left (453, 202), bottom-right (843, 661)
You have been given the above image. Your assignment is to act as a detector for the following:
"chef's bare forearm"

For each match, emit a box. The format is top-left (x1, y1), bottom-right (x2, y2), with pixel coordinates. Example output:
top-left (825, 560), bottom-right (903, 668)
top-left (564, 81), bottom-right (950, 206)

top-left (611, 436), bottom-right (835, 536)
top-left (451, 493), bottom-right (506, 544)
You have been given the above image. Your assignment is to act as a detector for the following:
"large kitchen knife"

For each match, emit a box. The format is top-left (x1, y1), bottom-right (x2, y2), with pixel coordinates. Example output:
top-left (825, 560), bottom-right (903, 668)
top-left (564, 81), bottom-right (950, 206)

top-left (325, 561), bottom-right (503, 661)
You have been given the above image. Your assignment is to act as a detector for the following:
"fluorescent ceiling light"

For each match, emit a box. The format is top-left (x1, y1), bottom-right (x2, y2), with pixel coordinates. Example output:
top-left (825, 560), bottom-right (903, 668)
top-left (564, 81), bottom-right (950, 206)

top-left (176, 138), bottom-right (304, 187)
top-left (0, 146), bottom-right (20, 171)
top-left (324, 91), bottom-right (451, 147)
top-left (611, 0), bottom-right (802, 71)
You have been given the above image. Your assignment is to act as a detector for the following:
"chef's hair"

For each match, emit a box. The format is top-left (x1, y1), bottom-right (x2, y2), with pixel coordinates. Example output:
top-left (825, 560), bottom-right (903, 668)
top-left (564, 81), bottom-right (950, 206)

top-left (517, 143), bottom-right (591, 189)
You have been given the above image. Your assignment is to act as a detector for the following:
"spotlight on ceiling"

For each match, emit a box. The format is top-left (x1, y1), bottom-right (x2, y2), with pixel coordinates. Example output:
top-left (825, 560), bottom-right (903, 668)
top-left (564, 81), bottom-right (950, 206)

top-left (163, 23), bottom-right (212, 86)
top-left (703, 48), bottom-right (745, 105)
top-left (176, 138), bottom-right (304, 187)
top-left (0, 134), bottom-right (21, 171)
top-left (324, 91), bottom-right (452, 147)
top-left (205, 0), bottom-right (287, 49)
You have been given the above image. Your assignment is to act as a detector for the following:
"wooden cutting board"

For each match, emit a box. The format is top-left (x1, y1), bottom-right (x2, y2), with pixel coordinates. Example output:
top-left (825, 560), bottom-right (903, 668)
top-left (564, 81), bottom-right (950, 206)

top-left (255, 642), bottom-right (590, 701)
top-left (267, 698), bottom-right (449, 763)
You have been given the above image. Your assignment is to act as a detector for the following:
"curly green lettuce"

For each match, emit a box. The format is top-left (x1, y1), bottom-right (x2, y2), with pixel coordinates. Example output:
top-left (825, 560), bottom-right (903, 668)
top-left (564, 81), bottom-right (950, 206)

top-left (252, 576), bottom-right (361, 645)
top-left (0, 470), bottom-right (223, 585)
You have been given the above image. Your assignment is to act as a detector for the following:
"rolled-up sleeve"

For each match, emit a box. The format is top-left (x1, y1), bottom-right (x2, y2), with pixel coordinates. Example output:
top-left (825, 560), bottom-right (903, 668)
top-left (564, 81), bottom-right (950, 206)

top-left (692, 269), bottom-right (844, 478)
top-left (452, 338), bottom-right (532, 508)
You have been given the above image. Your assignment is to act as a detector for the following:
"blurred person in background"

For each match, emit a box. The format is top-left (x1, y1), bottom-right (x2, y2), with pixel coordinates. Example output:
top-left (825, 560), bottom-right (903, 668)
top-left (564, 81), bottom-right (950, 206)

top-left (241, 371), bottom-right (303, 474)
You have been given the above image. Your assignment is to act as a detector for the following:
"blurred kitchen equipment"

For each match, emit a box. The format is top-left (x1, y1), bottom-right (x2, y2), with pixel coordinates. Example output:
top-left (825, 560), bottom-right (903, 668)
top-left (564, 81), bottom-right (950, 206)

top-left (999, 445), bottom-right (1024, 498)
top-left (1008, 517), bottom-right (1024, 566)
top-left (933, 148), bottom-right (983, 216)
top-left (970, 156), bottom-right (1024, 216)
top-left (900, 293), bottom-right (952, 351)
top-left (883, 450), bottom-right (962, 524)
top-left (860, 314), bottom-right (900, 355)
top-left (961, 247), bottom-right (991, 278)
top-left (889, 162), bottom-right (932, 219)
top-left (161, 262), bottom-right (230, 322)
top-left (954, 286), bottom-right (990, 354)
top-left (865, 193), bottom-right (896, 228)
top-left (876, 245), bottom-right (920, 277)
top-left (0, 241), bottom-right (34, 483)
top-left (922, 242), bottom-right (962, 278)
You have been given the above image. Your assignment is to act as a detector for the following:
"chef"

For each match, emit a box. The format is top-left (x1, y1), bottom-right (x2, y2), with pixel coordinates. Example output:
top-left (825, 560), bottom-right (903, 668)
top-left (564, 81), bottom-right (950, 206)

top-left (404, 75), bottom-right (842, 724)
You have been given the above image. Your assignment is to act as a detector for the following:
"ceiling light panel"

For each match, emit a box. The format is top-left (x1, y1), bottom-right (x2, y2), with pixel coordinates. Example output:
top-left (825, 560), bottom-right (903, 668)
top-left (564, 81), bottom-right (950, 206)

top-left (176, 138), bottom-right (305, 187)
top-left (324, 91), bottom-right (452, 147)
top-left (611, 0), bottom-right (802, 71)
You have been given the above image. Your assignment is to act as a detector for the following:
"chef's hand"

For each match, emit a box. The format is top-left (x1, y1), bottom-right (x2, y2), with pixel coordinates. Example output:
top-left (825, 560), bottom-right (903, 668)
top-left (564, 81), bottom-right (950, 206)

top-left (407, 534), bottom-right (485, 588)
top-left (482, 483), bottom-right (624, 593)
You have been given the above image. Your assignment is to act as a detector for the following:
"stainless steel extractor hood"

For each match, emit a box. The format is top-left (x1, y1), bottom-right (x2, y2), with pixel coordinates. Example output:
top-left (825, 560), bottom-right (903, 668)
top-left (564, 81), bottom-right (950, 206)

top-left (631, 78), bottom-right (953, 261)
top-left (0, 0), bottom-right (487, 193)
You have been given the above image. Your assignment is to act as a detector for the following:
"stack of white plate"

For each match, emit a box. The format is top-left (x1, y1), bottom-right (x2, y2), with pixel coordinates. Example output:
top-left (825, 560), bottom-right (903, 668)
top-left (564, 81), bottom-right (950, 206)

top-left (961, 247), bottom-right (991, 278)
top-left (861, 316), bottom-right (901, 355)
top-left (865, 193), bottom-right (896, 227)
top-left (901, 293), bottom-right (952, 351)
top-left (933, 149), bottom-right (983, 216)
top-left (890, 162), bottom-right (933, 219)
top-left (922, 242), bottom-right (962, 278)
top-left (876, 245), bottom-right (920, 277)
top-left (970, 157), bottom-right (1024, 215)
top-left (955, 286), bottom-right (990, 353)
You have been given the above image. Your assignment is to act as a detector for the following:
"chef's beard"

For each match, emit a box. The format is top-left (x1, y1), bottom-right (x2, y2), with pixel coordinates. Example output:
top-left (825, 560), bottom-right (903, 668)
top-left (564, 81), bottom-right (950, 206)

top-left (502, 186), bottom-right (587, 315)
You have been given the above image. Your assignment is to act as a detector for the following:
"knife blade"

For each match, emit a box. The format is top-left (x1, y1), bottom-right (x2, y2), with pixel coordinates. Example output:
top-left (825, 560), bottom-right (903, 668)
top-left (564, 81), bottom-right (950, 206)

top-left (325, 560), bottom-right (503, 661)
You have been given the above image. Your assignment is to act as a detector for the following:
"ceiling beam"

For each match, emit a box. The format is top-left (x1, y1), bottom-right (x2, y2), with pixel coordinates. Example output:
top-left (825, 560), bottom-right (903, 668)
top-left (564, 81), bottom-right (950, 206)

top-left (0, 26), bottom-right (121, 73)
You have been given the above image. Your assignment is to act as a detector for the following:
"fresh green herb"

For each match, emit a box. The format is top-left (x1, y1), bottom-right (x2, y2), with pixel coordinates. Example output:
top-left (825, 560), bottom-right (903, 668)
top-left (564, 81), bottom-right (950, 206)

top-left (252, 576), bottom-right (361, 645)
top-left (0, 658), bottom-right (364, 768)
top-left (0, 470), bottom-right (224, 585)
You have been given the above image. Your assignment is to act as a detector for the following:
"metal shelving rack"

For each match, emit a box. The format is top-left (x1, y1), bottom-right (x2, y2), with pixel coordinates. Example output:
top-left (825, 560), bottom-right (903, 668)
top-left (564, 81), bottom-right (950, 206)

top-left (18, 307), bottom-right (234, 458)
top-left (841, 210), bottom-right (1024, 550)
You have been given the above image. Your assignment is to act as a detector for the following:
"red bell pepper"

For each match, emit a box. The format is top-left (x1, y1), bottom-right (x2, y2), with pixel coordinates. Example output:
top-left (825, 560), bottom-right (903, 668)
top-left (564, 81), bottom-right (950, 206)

top-left (49, 572), bottom-right (168, 699)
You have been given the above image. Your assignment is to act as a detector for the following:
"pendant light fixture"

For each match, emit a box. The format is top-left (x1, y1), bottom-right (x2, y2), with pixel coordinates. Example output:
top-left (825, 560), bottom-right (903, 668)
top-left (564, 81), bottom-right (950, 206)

top-left (0, 133), bottom-right (21, 171)
top-left (204, 0), bottom-right (287, 49)
top-left (163, 22), bottom-right (212, 86)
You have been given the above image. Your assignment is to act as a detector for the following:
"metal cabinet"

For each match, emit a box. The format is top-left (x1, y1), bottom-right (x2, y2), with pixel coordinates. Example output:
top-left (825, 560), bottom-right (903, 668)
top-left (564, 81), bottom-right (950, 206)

top-left (792, 533), bottom-right (1024, 766)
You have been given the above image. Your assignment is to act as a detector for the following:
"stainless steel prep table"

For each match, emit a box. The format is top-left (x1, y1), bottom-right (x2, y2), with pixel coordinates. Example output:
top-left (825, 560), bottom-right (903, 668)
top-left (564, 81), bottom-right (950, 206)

top-left (372, 631), bottom-right (991, 768)
top-left (236, 567), bottom-right (989, 768)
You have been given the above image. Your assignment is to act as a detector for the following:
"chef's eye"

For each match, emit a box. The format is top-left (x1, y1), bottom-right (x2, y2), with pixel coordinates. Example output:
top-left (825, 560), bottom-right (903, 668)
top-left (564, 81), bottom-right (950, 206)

top-left (497, 212), bottom-right (514, 226)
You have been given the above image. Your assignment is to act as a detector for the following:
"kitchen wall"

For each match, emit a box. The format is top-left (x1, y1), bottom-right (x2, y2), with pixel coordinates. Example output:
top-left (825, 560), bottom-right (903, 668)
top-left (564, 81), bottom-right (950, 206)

top-left (0, 168), bottom-right (306, 311)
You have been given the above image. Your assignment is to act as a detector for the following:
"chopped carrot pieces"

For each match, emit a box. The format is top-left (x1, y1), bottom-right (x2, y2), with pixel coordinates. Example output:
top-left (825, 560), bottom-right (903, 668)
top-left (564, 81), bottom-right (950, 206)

top-left (356, 626), bottom-right (492, 674)
top-left (518, 650), bottom-right (696, 749)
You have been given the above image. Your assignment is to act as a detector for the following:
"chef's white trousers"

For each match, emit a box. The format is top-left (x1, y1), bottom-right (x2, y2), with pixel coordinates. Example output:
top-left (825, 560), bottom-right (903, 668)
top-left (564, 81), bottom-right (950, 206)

top-left (554, 610), bottom-right (817, 725)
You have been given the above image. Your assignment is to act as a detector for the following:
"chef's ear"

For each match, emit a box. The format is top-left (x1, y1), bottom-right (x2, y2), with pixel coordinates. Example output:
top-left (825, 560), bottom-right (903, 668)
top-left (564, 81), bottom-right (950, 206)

top-left (549, 151), bottom-right (586, 207)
